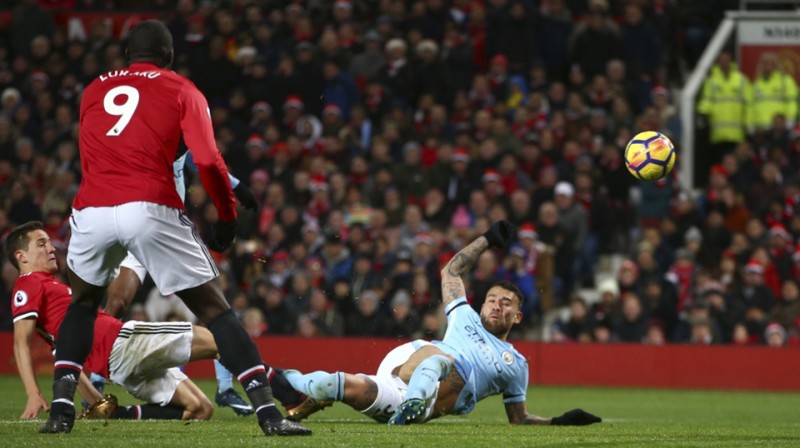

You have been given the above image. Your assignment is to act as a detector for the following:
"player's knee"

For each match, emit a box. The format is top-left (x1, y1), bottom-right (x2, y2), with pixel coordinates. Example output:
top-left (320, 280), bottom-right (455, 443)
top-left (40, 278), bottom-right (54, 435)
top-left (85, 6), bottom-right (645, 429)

top-left (424, 354), bottom-right (454, 379)
top-left (180, 392), bottom-right (213, 421)
top-left (195, 397), bottom-right (214, 420)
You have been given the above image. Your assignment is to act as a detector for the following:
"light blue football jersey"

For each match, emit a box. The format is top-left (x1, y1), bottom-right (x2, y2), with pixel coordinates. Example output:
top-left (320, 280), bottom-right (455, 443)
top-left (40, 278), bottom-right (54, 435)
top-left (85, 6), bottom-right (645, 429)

top-left (173, 152), bottom-right (240, 203)
top-left (432, 297), bottom-right (528, 415)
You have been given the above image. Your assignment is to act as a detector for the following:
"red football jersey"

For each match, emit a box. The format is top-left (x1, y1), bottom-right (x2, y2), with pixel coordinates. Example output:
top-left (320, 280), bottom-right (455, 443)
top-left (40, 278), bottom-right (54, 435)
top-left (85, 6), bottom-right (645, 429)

top-left (72, 62), bottom-right (236, 221)
top-left (11, 271), bottom-right (123, 379)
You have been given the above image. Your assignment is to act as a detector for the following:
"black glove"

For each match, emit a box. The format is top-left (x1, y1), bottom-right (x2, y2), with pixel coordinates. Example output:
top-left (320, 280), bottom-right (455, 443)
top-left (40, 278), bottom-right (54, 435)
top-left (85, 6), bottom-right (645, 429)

top-left (551, 409), bottom-right (602, 426)
top-left (207, 219), bottom-right (237, 252)
top-left (482, 220), bottom-right (515, 248)
top-left (233, 183), bottom-right (258, 210)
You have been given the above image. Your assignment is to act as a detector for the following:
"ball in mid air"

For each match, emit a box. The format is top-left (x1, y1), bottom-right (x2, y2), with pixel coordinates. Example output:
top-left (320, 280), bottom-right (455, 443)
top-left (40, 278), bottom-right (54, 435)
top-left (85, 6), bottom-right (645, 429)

top-left (624, 131), bottom-right (676, 181)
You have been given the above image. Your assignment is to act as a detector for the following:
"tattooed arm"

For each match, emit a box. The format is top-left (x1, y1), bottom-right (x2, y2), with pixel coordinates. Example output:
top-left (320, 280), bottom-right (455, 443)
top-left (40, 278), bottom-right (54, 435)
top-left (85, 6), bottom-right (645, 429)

top-left (440, 236), bottom-right (490, 306)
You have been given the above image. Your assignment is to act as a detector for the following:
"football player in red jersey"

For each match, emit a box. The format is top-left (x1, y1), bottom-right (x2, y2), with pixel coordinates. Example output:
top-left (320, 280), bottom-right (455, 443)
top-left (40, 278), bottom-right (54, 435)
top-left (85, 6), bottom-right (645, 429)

top-left (41, 20), bottom-right (309, 436)
top-left (8, 221), bottom-right (214, 421)
top-left (9, 221), bottom-right (313, 423)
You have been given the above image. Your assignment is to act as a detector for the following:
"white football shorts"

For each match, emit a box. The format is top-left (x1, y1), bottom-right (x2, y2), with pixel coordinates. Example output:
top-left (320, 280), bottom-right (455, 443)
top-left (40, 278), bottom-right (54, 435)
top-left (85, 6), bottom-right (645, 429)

top-left (68, 202), bottom-right (218, 295)
top-left (359, 339), bottom-right (437, 423)
top-left (108, 320), bottom-right (193, 406)
top-left (116, 252), bottom-right (147, 284)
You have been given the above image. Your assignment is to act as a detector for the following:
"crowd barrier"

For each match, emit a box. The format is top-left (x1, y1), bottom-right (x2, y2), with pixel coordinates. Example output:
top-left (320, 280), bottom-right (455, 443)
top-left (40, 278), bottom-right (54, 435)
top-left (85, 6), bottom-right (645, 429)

top-left (2, 333), bottom-right (798, 391)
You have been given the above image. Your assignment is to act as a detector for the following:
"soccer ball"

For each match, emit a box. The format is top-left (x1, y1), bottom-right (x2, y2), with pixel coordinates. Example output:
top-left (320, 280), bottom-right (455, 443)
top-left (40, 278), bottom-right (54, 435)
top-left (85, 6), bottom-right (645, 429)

top-left (624, 131), bottom-right (676, 181)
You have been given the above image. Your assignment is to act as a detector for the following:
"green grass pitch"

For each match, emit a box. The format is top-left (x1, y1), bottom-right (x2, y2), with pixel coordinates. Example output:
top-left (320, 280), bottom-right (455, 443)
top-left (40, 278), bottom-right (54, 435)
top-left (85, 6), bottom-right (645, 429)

top-left (0, 375), bottom-right (797, 447)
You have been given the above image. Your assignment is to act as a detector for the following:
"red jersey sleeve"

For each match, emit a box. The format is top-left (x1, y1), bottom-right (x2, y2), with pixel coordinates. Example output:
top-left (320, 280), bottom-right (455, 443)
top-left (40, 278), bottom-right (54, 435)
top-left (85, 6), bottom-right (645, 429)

top-left (11, 275), bottom-right (44, 323)
top-left (178, 81), bottom-right (237, 222)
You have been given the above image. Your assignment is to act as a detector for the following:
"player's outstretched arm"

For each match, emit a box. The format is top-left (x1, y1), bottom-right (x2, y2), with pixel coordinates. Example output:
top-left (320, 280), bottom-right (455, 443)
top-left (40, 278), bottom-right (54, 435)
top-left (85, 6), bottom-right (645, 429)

top-left (13, 318), bottom-right (50, 419)
top-left (440, 221), bottom-right (515, 306)
top-left (505, 402), bottom-right (601, 426)
top-left (77, 372), bottom-right (104, 406)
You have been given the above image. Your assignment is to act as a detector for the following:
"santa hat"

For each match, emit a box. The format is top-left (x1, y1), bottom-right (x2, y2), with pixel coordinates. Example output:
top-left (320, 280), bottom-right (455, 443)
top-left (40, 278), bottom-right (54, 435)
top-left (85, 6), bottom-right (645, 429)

top-left (283, 95), bottom-right (304, 111)
top-left (744, 259), bottom-right (764, 274)
top-left (651, 85), bottom-right (669, 99)
top-left (518, 222), bottom-right (537, 239)
top-left (482, 169), bottom-right (501, 183)
top-left (769, 224), bottom-right (790, 239)
top-left (251, 101), bottom-right (272, 114)
top-left (309, 175), bottom-right (329, 191)
top-left (451, 147), bottom-right (470, 163)
top-left (414, 232), bottom-right (434, 246)
top-left (764, 322), bottom-right (787, 341)
top-left (245, 134), bottom-right (267, 150)
top-left (323, 103), bottom-right (342, 116)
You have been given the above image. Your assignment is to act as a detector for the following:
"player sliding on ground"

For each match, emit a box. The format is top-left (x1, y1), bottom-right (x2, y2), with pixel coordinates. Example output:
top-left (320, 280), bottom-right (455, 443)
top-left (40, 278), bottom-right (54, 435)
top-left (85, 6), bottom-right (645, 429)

top-left (7, 221), bottom-right (314, 423)
top-left (8, 221), bottom-right (215, 421)
top-left (283, 220), bottom-right (602, 426)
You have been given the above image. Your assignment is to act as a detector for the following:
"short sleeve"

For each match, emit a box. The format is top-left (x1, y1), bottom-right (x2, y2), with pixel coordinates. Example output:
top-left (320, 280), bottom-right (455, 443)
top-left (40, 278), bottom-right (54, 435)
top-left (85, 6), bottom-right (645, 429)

top-left (444, 296), bottom-right (479, 324)
top-left (502, 359), bottom-right (529, 404)
top-left (12, 276), bottom-right (43, 323)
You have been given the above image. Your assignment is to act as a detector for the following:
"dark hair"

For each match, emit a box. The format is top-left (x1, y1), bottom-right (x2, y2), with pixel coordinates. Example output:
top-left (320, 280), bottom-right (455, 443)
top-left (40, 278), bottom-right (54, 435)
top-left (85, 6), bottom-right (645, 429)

top-left (489, 279), bottom-right (524, 310)
top-left (127, 20), bottom-right (173, 67)
top-left (4, 221), bottom-right (44, 270)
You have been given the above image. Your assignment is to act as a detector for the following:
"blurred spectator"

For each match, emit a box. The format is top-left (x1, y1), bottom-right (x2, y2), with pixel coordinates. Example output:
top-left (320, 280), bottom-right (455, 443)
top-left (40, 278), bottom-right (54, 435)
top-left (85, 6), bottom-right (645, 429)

top-left (553, 296), bottom-right (594, 342)
top-left (569, 0), bottom-right (620, 78)
top-left (764, 322), bottom-right (787, 347)
top-left (733, 259), bottom-right (776, 340)
top-left (345, 289), bottom-right (387, 337)
top-left (619, 3), bottom-right (662, 81)
top-left (241, 307), bottom-right (267, 338)
top-left (537, 0), bottom-right (573, 81)
top-left (385, 290), bottom-right (420, 339)
top-left (613, 292), bottom-right (649, 343)
top-left (307, 288), bottom-right (345, 337)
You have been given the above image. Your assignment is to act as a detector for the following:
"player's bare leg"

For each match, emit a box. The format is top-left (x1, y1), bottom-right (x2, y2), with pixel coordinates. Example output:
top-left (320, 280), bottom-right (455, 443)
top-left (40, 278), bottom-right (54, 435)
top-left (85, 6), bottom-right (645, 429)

top-left (188, 326), bottom-right (218, 361)
top-left (105, 267), bottom-right (141, 318)
top-left (170, 379), bottom-right (214, 420)
top-left (41, 269), bottom-right (107, 434)
top-left (177, 280), bottom-right (310, 436)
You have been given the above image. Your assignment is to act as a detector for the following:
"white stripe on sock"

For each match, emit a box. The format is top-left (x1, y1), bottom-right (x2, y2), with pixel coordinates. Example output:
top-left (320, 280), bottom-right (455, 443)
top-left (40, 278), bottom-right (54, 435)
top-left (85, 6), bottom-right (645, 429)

top-left (237, 365), bottom-right (265, 382)
top-left (255, 403), bottom-right (276, 413)
top-left (54, 360), bottom-right (82, 370)
top-left (52, 399), bottom-right (73, 406)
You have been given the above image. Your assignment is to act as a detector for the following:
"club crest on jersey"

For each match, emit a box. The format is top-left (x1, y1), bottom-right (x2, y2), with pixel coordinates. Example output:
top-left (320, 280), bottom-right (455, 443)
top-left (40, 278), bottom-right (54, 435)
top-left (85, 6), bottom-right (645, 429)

top-left (14, 290), bottom-right (28, 307)
top-left (501, 351), bottom-right (514, 365)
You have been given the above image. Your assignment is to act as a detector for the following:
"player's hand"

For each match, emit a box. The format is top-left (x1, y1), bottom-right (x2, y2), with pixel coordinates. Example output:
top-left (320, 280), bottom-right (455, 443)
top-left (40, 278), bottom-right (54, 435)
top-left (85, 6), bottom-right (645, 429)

top-left (551, 408), bottom-right (602, 426)
top-left (233, 184), bottom-right (258, 210)
top-left (482, 220), bottom-right (515, 248)
top-left (208, 219), bottom-right (237, 252)
top-left (20, 393), bottom-right (49, 419)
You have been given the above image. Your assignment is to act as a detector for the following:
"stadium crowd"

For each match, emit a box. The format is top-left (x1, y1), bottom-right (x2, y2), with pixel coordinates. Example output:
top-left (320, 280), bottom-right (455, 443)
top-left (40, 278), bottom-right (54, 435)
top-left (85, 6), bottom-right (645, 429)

top-left (1, 0), bottom-right (799, 347)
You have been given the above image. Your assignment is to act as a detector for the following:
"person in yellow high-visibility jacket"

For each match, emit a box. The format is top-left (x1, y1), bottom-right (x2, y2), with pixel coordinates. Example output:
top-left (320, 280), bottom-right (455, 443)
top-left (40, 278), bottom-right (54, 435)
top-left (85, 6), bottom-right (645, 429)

top-left (697, 50), bottom-right (752, 181)
top-left (749, 52), bottom-right (799, 132)
top-left (698, 51), bottom-right (751, 144)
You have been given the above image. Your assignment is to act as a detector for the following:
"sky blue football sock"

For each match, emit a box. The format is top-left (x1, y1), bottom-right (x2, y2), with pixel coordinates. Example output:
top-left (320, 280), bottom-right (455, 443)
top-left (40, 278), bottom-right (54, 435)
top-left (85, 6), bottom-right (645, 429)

top-left (214, 359), bottom-right (234, 393)
top-left (283, 370), bottom-right (345, 401)
top-left (406, 355), bottom-right (453, 401)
